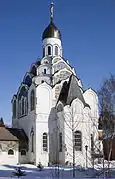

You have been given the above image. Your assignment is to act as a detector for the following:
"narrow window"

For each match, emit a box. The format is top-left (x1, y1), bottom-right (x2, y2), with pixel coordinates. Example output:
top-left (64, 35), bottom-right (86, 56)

top-left (31, 127), bottom-right (34, 152)
top-left (44, 69), bottom-right (46, 74)
top-left (43, 133), bottom-right (47, 151)
top-left (19, 100), bottom-right (21, 117)
top-left (32, 134), bottom-right (34, 152)
top-left (74, 131), bottom-right (82, 151)
top-left (91, 134), bottom-right (94, 152)
top-left (31, 66), bottom-right (37, 76)
top-left (30, 90), bottom-right (35, 111)
top-left (48, 46), bottom-right (51, 55)
top-left (24, 98), bottom-right (27, 115)
top-left (45, 60), bottom-right (48, 64)
top-left (55, 46), bottom-right (58, 56)
top-left (8, 149), bottom-right (14, 155)
top-left (43, 47), bottom-right (45, 57)
top-left (21, 150), bottom-right (26, 156)
top-left (13, 100), bottom-right (16, 118)
top-left (22, 98), bottom-right (24, 115)
top-left (59, 132), bottom-right (62, 152)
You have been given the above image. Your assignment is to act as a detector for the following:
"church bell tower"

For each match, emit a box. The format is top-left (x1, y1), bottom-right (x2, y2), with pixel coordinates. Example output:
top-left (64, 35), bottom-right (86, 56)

top-left (42, 3), bottom-right (62, 58)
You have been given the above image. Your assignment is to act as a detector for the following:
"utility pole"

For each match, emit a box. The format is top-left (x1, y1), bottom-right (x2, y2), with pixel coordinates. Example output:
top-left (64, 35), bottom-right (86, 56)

top-left (56, 114), bottom-right (60, 179)
top-left (85, 145), bottom-right (88, 168)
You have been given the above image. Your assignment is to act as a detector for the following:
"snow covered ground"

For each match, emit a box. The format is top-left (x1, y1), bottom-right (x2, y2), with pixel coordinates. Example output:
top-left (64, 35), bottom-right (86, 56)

top-left (0, 163), bottom-right (115, 178)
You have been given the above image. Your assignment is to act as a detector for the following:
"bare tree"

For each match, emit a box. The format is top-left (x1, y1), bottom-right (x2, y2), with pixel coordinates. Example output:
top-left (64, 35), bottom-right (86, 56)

top-left (98, 74), bottom-right (115, 178)
top-left (59, 104), bottom-right (78, 178)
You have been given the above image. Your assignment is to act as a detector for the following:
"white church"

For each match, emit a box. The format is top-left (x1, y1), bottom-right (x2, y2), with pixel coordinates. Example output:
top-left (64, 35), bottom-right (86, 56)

top-left (0, 4), bottom-right (99, 167)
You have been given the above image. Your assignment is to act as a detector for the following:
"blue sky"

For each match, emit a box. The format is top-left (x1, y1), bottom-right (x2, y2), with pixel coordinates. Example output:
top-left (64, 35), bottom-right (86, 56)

top-left (0, 0), bottom-right (115, 124)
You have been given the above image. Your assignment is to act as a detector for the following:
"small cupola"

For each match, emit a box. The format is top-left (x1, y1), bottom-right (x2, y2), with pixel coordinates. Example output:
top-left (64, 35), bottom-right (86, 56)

top-left (42, 3), bottom-right (62, 58)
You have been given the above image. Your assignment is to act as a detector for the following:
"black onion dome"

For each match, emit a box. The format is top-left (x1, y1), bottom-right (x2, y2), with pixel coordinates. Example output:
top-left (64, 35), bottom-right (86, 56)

top-left (42, 21), bottom-right (61, 40)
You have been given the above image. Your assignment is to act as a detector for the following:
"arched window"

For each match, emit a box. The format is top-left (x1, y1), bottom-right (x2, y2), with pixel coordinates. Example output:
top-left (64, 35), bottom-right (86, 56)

top-left (43, 133), bottom-right (47, 151)
top-left (44, 69), bottom-right (46, 74)
top-left (8, 149), bottom-right (14, 155)
top-left (45, 60), bottom-right (49, 64)
top-left (19, 100), bottom-right (21, 117)
top-left (24, 98), bottom-right (27, 115)
top-left (55, 46), bottom-right (58, 56)
top-left (30, 127), bottom-right (34, 152)
top-left (74, 131), bottom-right (82, 151)
top-left (59, 132), bottom-right (62, 152)
top-left (48, 46), bottom-right (51, 55)
top-left (41, 80), bottom-right (44, 83)
top-left (21, 150), bottom-right (26, 156)
top-left (30, 90), bottom-right (35, 111)
top-left (13, 100), bottom-right (16, 118)
top-left (43, 47), bottom-right (45, 57)
top-left (22, 98), bottom-right (24, 115)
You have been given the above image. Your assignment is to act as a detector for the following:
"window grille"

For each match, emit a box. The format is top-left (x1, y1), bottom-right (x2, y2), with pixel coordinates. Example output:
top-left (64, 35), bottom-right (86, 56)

top-left (74, 131), bottom-right (82, 151)
top-left (43, 133), bottom-right (47, 151)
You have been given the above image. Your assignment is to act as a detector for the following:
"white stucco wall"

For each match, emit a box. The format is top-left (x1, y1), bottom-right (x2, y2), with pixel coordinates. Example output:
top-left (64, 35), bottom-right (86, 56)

top-left (0, 141), bottom-right (19, 165)
top-left (83, 88), bottom-right (99, 152)
top-left (43, 38), bottom-right (62, 57)
top-left (37, 64), bottom-right (51, 75)
top-left (34, 76), bottom-right (51, 86)
top-left (63, 98), bottom-right (92, 167)
top-left (35, 83), bottom-right (52, 166)
top-left (19, 151), bottom-right (28, 164)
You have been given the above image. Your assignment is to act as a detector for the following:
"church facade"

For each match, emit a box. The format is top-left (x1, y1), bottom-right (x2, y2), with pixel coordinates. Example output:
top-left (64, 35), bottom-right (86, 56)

top-left (10, 4), bottom-right (99, 167)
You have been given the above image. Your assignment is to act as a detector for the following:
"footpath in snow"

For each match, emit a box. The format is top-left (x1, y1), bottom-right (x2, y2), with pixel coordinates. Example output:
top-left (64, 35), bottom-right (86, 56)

top-left (0, 163), bottom-right (115, 178)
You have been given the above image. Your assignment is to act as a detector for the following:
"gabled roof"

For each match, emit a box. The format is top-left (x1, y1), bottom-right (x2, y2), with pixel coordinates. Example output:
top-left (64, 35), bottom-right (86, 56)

top-left (0, 127), bottom-right (18, 141)
top-left (7, 128), bottom-right (28, 143)
top-left (58, 75), bottom-right (90, 108)
top-left (0, 127), bottom-right (28, 144)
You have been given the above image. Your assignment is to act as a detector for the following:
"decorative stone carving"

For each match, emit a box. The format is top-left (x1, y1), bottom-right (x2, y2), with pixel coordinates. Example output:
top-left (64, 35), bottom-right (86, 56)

top-left (0, 141), bottom-right (18, 152)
